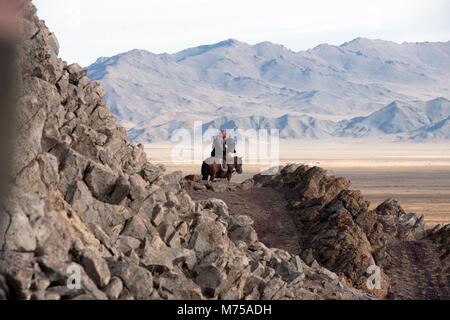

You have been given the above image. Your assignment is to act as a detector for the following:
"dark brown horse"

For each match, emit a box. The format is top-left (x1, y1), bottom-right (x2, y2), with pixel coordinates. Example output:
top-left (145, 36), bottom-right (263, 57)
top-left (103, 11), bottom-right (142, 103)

top-left (202, 157), bottom-right (243, 182)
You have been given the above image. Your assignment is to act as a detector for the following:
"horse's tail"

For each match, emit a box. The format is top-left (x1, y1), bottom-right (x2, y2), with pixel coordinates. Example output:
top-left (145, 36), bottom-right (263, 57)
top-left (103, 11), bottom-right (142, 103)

top-left (201, 162), bottom-right (209, 181)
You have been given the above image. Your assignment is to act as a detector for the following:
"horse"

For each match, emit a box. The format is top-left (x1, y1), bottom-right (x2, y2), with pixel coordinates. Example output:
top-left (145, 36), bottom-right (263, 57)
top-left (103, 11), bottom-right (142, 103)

top-left (202, 156), bottom-right (243, 182)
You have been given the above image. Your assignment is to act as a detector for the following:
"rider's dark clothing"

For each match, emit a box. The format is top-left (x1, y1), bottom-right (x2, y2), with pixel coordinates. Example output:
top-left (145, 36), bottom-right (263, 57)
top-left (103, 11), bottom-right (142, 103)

top-left (211, 135), bottom-right (236, 175)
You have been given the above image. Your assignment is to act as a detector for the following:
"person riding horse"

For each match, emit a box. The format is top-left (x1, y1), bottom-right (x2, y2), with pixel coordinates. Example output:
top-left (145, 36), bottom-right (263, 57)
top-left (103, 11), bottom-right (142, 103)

top-left (203, 130), bottom-right (242, 182)
top-left (211, 130), bottom-right (236, 176)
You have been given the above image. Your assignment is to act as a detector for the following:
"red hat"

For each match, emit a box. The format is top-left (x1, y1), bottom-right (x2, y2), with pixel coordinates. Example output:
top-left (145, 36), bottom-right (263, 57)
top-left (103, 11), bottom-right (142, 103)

top-left (221, 130), bottom-right (227, 137)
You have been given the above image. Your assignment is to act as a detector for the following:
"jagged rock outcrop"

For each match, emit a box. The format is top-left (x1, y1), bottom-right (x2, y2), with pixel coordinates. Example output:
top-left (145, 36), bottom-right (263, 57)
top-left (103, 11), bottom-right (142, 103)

top-left (252, 164), bottom-right (429, 297)
top-left (426, 224), bottom-right (450, 265)
top-left (0, 1), bottom-right (370, 300)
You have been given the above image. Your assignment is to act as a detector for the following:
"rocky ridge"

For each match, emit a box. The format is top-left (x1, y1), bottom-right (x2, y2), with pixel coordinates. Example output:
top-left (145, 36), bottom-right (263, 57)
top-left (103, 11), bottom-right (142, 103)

top-left (0, 1), bottom-right (370, 300)
top-left (250, 165), bottom-right (449, 298)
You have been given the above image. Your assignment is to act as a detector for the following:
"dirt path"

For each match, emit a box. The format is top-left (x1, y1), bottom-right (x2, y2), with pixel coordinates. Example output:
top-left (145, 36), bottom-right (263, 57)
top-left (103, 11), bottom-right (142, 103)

top-left (382, 240), bottom-right (450, 300)
top-left (188, 187), bottom-right (301, 255)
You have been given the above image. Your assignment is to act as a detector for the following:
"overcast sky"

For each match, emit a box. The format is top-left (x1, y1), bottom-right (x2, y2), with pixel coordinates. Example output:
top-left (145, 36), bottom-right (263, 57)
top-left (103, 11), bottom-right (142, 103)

top-left (34, 0), bottom-right (450, 66)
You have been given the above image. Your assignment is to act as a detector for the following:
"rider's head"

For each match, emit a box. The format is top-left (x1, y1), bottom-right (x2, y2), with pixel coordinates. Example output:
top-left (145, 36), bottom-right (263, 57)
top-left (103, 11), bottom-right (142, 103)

top-left (221, 130), bottom-right (227, 138)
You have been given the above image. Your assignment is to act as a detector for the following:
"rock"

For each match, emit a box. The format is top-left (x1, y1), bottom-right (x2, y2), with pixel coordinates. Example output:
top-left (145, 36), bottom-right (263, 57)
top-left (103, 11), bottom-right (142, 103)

top-left (108, 262), bottom-right (153, 299)
top-left (426, 224), bottom-right (450, 262)
top-left (15, 161), bottom-right (47, 197)
top-left (243, 274), bottom-right (265, 298)
top-left (150, 204), bottom-right (165, 227)
top-left (66, 63), bottom-right (83, 75)
top-left (158, 222), bottom-right (177, 245)
top-left (193, 265), bottom-right (227, 298)
top-left (141, 247), bottom-right (197, 272)
top-left (221, 289), bottom-right (242, 300)
top-left (176, 221), bottom-right (189, 238)
top-left (88, 223), bottom-right (121, 258)
top-left (12, 106), bottom-right (46, 177)
top-left (167, 231), bottom-right (181, 248)
top-left (110, 175), bottom-right (131, 205)
top-left (66, 64), bottom-right (87, 86)
top-left (70, 181), bottom-right (131, 230)
top-left (121, 216), bottom-right (152, 240)
top-left (261, 276), bottom-right (286, 300)
top-left (209, 181), bottom-right (230, 193)
top-left (160, 171), bottom-right (183, 191)
top-left (35, 153), bottom-right (60, 192)
top-left (85, 81), bottom-right (107, 100)
top-left (1, 193), bottom-right (38, 252)
top-left (141, 234), bottom-right (166, 253)
top-left (54, 147), bottom-right (89, 200)
top-left (128, 174), bottom-right (148, 201)
top-left (80, 250), bottom-right (111, 288)
top-left (302, 249), bottom-right (315, 266)
top-left (0, 252), bottom-right (37, 299)
top-left (0, 275), bottom-right (9, 299)
top-left (229, 215), bottom-right (254, 229)
top-left (376, 199), bottom-right (406, 217)
top-left (230, 226), bottom-right (258, 246)
top-left (196, 199), bottom-right (229, 218)
top-left (84, 162), bottom-right (117, 202)
top-left (78, 76), bottom-right (90, 87)
top-left (166, 192), bottom-right (180, 208)
top-left (157, 273), bottom-right (204, 300)
top-left (104, 277), bottom-right (123, 300)
top-left (240, 179), bottom-right (254, 191)
top-left (194, 184), bottom-right (207, 191)
top-left (189, 216), bottom-right (229, 257)
top-left (140, 163), bottom-right (163, 184)
top-left (177, 192), bottom-right (196, 214)
top-left (115, 236), bottom-right (141, 254)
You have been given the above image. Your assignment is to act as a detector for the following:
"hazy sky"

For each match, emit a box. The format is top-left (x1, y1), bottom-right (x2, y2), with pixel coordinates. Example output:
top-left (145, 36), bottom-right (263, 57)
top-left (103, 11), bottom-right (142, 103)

top-left (34, 0), bottom-right (450, 66)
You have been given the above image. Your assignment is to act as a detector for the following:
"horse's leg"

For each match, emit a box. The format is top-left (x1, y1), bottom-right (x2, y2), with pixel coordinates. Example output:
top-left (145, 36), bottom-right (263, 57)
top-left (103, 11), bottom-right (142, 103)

top-left (227, 165), bottom-right (233, 182)
top-left (201, 162), bottom-right (209, 181)
top-left (210, 166), bottom-right (217, 182)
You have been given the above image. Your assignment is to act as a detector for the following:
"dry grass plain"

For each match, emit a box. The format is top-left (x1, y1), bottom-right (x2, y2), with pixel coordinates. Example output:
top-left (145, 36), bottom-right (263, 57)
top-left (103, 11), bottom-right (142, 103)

top-left (145, 141), bottom-right (450, 227)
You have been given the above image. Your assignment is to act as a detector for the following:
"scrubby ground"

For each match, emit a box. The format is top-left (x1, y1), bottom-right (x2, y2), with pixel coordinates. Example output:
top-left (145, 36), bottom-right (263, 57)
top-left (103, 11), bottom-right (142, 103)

top-left (382, 240), bottom-right (450, 300)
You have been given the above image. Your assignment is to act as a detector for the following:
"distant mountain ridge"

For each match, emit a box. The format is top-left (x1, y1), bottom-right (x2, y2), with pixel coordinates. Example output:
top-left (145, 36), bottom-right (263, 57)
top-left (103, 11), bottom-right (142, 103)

top-left (87, 38), bottom-right (450, 142)
top-left (337, 98), bottom-right (450, 139)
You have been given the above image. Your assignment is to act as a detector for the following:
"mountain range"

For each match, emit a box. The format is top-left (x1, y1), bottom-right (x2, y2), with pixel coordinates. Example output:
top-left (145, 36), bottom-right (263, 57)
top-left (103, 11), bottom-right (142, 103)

top-left (87, 38), bottom-right (450, 142)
